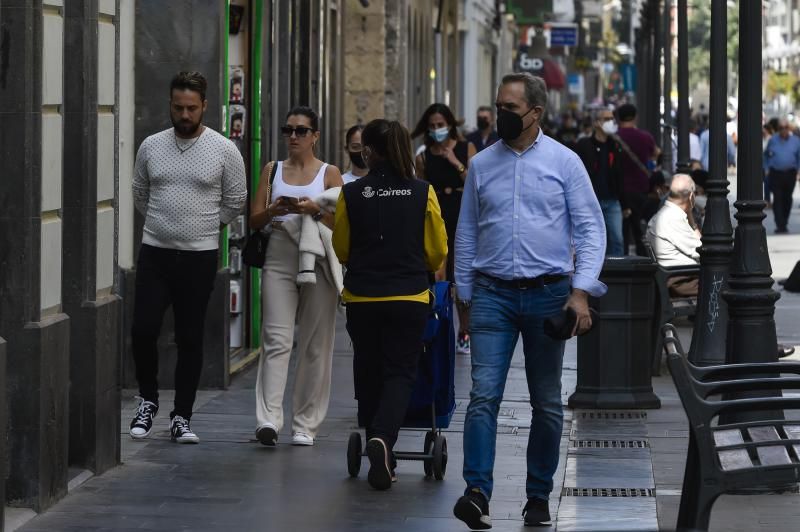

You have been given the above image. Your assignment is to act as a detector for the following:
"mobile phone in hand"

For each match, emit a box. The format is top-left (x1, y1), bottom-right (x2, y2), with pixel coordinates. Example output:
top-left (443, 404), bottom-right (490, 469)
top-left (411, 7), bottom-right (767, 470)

top-left (279, 196), bottom-right (300, 205)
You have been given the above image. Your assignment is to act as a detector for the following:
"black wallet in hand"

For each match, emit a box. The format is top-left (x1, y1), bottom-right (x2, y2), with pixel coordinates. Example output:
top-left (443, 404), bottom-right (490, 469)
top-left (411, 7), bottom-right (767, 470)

top-left (543, 307), bottom-right (599, 340)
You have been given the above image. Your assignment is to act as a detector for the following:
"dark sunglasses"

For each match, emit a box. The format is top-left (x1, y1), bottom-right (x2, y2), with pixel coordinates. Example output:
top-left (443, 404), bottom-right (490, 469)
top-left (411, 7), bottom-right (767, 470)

top-left (281, 126), bottom-right (315, 138)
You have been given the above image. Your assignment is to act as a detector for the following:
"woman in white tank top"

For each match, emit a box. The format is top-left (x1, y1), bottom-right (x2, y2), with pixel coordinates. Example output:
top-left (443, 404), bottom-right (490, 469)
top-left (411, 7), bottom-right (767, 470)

top-left (249, 106), bottom-right (343, 447)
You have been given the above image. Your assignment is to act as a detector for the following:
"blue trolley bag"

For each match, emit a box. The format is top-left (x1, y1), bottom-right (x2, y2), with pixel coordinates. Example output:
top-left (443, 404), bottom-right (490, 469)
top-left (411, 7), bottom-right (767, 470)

top-left (402, 281), bottom-right (456, 429)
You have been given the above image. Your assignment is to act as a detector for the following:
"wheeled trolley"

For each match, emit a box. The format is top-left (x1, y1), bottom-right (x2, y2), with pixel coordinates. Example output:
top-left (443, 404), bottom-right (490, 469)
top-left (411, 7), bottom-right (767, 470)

top-left (347, 281), bottom-right (456, 480)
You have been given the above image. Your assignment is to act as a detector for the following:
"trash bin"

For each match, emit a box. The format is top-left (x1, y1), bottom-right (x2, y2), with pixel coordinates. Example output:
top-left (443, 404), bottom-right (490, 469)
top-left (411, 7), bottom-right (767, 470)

top-left (567, 256), bottom-right (661, 409)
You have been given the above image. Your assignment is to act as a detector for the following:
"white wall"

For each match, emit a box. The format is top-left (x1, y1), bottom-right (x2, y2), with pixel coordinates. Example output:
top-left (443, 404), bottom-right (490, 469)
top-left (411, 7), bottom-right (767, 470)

top-left (97, 2), bottom-right (117, 292)
top-left (118, 0), bottom-right (135, 270)
top-left (41, 1), bottom-right (64, 312)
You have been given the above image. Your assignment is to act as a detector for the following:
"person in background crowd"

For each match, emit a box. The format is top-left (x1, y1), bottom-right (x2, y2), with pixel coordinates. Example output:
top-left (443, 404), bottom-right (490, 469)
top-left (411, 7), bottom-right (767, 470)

top-left (699, 127), bottom-right (736, 173)
top-left (689, 167), bottom-right (709, 230)
top-left (555, 112), bottom-right (580, 151)
top-left (689, 119), bottom-right (702, 163)
top-left (646, 174), bottom-right (701, 297)
top-left (250, 106), bottom-right (344, 448)
top-left (130, 71), bottom-right (247, 444)
top-left (342, 125), bottom-right (368, 184)
top-left (764, 118), bottom-right (800, 234)
top-left (412, 103), bottom-right (476, 355)
top-left (642, 170), bottom-right (669, 223)
top-left (466, 106), bottom-right (499, 153)
top-left (575, 107), bottom-right (625, 256)
top-left (616, 103), bottom-right (659, 256)
top-left (577, 115), bottom-right (593, 141)
top-left (333, 119), bottom-right (448, 491)
top-left (453, 72), bottom-right (606, 530)
top-left (763, 121), bottom-right (776, 208)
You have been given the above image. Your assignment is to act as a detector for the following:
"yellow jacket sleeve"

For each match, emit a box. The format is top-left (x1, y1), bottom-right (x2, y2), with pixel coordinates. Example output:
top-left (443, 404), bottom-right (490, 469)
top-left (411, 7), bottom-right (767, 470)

top-left (424, 185), bottom-right (448, 272)
top-left (332, 190), bottom-right (350, 264)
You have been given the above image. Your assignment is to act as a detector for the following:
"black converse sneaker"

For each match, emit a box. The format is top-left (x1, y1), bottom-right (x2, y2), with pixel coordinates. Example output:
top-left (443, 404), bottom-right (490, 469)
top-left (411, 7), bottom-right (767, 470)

top-left (453, 487), bottom-right (492, 530)
top-left (129, 397), bottom-right (158, 439)
top-left (170, 415), bottom-right (199, 444)
top-left (522, 497), bottom-right (551, 526)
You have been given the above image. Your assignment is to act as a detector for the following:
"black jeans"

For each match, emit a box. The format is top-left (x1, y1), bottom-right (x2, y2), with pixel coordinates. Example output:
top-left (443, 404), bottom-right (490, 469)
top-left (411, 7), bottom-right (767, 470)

top-left (346, 300), bottom-right (429, 451)
top-left (622, 191), bottom-right (648, 256)
top-left (769, 168), bottom-right (797, 231)
top-left (131, 244), bottom-right (218, 419)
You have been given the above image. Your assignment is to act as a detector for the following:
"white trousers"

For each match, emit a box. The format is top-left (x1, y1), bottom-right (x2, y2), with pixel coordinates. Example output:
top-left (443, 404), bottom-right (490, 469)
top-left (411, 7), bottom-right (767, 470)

top-left (255, 229), bottom-right (338, 437)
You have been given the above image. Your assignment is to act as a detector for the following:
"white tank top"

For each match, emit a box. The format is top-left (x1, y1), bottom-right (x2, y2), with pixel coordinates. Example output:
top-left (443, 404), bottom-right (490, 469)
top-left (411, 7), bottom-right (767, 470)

top-left (270, 161), bottom-right (328, 222)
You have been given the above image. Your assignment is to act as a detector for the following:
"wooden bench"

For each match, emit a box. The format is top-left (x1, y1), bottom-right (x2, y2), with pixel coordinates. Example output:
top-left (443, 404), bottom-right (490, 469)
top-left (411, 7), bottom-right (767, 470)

top-left (662, 324), bottom-right (800, 531)
top-left (649, 244), bottom-right (698, 376)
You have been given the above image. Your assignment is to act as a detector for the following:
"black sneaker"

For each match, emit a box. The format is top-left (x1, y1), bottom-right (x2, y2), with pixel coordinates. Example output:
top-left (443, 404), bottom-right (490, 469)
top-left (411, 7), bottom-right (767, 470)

top-left (366, 438), bottom-right (392, 490)
top-left (453, 488), bottom-right (491, 530)
top-left (522, 497), bottom-right (551, 526)
top-left (170, 415), bottom-right (199, 444)
top-left (129, 397), bottom-right (158, 440)
top-left (256, 423), bottom-right (278, 446)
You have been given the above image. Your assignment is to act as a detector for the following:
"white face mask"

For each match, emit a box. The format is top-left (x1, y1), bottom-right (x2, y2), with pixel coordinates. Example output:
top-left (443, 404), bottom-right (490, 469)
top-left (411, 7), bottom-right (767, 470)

top-left (601, 119), bottom-right (618, 135)
top-left (694, 195), bottom-right (707, 209)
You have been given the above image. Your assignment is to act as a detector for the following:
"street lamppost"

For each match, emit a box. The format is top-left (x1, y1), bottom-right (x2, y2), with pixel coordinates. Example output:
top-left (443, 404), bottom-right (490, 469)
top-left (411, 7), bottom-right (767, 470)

top-left (721, 0), bottom-right (781, 420)
top-left (688, 0), bottom-right (733, 366)
top-left (675, 0), bottom-right (690, 173)
top-left (662, 0), bottom-right (673, 175)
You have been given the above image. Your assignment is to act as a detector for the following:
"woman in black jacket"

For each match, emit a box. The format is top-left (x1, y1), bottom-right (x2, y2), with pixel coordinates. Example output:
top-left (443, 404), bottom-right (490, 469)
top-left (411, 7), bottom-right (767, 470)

top-left (333, 119), bottom-right (448, 490)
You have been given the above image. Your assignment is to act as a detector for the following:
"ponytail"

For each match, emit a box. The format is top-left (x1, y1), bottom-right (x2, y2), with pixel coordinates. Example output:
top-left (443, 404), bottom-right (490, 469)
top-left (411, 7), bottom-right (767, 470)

top-left (362, 119), bottom-right (416, 179)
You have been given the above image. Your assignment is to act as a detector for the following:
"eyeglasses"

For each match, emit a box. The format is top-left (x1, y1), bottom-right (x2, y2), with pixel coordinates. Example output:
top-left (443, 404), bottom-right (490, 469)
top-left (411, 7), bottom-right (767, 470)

top-left (281, 126), bottom-right (316, 138)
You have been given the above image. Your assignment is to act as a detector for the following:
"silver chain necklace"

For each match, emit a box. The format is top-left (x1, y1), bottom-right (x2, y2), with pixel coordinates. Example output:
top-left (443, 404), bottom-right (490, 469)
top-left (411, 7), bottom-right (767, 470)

top-left (174, 131), bottom-right (202, 154)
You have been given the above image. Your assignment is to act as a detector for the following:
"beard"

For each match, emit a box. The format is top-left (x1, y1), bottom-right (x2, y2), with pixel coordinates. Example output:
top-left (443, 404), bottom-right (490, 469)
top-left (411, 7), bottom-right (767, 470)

top-left (171, 113), bottom-right (203, 137)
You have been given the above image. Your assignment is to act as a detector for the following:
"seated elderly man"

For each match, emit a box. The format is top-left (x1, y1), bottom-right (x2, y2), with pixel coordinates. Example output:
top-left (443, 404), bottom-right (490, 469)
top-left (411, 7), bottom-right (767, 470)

top-left (646, 173), bottom-right (701, 297)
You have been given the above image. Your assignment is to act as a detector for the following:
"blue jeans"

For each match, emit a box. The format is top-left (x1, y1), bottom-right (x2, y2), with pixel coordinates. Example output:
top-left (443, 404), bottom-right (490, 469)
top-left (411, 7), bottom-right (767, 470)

top-left (599, 199), bottom-right (624, 257)
top-left (462, 274), bottom-right (569, 501)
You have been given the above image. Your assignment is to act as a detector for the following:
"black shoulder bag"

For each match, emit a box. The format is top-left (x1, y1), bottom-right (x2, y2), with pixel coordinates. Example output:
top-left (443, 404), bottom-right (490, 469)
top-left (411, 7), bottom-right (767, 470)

top-left (242, 161), bottom-right (278, 268)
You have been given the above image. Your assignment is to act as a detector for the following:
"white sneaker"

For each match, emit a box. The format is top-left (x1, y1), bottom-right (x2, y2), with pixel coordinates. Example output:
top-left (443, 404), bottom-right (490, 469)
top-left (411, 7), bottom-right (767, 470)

top-left (291, 432), bottom-right (314, 446)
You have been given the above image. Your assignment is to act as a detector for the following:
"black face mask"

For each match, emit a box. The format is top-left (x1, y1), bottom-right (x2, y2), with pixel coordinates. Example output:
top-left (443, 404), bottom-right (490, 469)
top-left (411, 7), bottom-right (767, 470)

top-left (349, 151), bottom-right (366, 169)
top-left (496, 106), bottom-right (535, 142)
top-left (477, 117), bottom-right (490, 131)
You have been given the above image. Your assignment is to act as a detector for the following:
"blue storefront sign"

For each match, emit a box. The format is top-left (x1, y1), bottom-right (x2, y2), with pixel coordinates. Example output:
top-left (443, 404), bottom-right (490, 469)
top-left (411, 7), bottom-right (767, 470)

top-left (550, 24), bottom-right (578, 47)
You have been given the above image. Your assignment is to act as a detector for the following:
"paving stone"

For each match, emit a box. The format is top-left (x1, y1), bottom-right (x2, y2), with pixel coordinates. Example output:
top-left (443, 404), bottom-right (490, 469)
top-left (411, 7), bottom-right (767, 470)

top-left (557, 496), bottom-right (658, 531)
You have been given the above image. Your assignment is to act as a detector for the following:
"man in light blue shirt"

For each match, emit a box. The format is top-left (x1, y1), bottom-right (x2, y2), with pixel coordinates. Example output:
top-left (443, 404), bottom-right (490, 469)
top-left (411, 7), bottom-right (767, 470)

top-left (452, 73), bottom-right (607, 530)
top-left (699, 128), bottom-right (736, 171)
top-left (763, 119), bottom-right (800, 233)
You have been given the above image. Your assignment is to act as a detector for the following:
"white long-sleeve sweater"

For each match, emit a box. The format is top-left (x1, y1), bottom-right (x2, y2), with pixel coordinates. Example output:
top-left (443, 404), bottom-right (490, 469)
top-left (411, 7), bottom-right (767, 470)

top-left (132, 127), bottom-right (247, 251)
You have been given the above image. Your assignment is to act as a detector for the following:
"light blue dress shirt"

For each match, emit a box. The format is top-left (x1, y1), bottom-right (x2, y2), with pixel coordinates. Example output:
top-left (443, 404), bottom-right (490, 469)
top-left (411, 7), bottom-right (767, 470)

top-left (455, 129), bottom-right (608, 301)
top-left (764, 133), bottom-right (800, 172)
top-left (699, 129), bottom-right (736, 171)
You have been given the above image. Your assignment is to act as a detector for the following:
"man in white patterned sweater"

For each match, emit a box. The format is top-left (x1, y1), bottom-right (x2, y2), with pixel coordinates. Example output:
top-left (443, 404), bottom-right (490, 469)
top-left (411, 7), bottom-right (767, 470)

top-left (130, 71), bottom-right (247, 444)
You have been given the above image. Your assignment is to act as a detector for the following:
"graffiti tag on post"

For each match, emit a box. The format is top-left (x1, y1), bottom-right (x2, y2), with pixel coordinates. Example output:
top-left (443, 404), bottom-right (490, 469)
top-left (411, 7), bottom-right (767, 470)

top-left (707, 275), bottom-right (724, 332)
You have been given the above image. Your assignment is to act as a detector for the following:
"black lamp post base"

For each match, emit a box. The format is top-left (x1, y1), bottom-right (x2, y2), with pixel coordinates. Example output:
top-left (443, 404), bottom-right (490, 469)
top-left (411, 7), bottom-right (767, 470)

top-left (567, 390), bottom-right (661, 410)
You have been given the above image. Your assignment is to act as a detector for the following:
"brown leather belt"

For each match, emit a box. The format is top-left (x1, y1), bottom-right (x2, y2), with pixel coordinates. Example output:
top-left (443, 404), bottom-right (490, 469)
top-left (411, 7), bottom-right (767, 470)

top-left (478, 271), bottom-right (568, 290)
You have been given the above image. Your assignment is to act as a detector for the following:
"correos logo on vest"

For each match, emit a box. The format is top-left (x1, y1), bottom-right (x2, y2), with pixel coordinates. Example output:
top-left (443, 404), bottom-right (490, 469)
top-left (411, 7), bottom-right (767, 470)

top-left (362, 186), bottom-right (411, 198)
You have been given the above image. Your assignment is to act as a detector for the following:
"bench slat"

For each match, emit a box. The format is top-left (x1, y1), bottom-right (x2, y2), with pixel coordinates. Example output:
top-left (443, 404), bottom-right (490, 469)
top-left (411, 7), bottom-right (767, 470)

top-left (718, 449), bottom-right (754, 471)
top-left (714, 429), bottom-right (745, 447)
top-left (756, 445), bottom-right (793, 466)
top-left (785, 425), bottom-right (800, 439)
top-left (748, 426), bottom-right (782, 443)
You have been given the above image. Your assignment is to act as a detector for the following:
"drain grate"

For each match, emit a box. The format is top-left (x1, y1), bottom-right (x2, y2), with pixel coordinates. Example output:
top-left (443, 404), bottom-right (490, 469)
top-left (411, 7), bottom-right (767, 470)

top-left (562, 487), bottom-right (656, 497)
top-left (576, 411), bottom-right (647, 420)
top-left (571, 439), bottom-right (650, 449)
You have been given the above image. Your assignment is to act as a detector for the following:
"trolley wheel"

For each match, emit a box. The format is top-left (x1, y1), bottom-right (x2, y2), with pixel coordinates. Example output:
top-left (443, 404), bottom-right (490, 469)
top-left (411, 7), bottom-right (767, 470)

top-left (423, 430), bottom-right (435, 477)
top-left (347, 432), bottom-right (362, 478)
top-left (433, 434), bottom-right (447, 480)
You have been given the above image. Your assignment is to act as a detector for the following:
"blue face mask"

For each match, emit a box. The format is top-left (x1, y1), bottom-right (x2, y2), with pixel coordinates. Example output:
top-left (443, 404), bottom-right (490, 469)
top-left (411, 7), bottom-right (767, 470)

top-left (429, 126), bottom-right (450, 143)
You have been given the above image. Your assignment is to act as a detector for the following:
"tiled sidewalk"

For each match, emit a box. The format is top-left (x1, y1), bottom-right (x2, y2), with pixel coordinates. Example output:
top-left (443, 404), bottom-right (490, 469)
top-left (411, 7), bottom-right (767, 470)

top-left (12, 291), bottom-right (800, 531)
